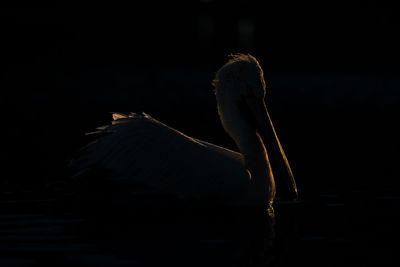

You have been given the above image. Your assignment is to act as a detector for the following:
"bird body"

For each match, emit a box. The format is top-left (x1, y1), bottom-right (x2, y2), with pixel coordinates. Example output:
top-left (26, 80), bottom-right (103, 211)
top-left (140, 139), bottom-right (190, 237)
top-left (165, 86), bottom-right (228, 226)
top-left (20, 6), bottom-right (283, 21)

top-left (72, 54), bottom-right (298, 208)
top-left (74, 113), bottom-right (252, 204)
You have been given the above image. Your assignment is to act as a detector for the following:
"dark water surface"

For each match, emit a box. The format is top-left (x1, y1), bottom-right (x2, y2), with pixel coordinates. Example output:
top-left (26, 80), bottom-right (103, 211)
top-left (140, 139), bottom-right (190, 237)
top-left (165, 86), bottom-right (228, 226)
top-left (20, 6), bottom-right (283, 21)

top-left (1, 185), bottom-right (399, 267)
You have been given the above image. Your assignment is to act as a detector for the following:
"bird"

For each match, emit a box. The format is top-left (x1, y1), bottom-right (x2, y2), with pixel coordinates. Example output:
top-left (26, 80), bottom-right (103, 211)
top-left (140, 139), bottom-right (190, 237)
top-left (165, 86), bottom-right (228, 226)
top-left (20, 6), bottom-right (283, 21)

top-left (71, 54), bottom-right (298, 213)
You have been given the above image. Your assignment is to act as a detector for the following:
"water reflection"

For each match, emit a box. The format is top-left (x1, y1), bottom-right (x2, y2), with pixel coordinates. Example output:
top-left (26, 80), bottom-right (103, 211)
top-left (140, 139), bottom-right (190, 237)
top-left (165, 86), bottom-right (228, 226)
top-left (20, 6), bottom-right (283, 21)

top-left (75, 192), bottom-right (278, 266)
top-left (5, 187), bottom-right (397, 266)
top-left (0, 186), bottom-right (282, 267)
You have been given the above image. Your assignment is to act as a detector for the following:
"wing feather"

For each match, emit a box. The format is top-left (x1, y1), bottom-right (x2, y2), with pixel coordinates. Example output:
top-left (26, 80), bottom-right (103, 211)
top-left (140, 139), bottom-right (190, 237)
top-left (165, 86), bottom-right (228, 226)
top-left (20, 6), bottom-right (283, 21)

top-left (71, 113), bottom-right (249, 199)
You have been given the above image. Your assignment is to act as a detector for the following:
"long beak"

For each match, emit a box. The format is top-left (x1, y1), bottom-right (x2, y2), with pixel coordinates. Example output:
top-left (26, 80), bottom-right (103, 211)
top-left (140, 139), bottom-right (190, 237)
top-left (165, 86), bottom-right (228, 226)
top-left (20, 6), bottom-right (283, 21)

top-left (241, 95), bottom-right (298, 200)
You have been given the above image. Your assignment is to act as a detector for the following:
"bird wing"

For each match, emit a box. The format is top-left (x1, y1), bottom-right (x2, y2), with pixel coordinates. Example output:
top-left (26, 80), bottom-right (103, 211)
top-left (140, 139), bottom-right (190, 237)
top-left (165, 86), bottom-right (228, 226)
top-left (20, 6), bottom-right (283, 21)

top-left (71, 113), bottom-right (249, 200)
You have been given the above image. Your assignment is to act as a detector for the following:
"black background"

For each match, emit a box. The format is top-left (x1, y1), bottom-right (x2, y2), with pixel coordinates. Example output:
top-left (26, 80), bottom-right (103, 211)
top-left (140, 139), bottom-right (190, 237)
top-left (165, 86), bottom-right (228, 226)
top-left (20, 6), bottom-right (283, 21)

top-left (3, 0), bottom-right (399, 193)
top-left (2, 0), bottom-right (400, 266)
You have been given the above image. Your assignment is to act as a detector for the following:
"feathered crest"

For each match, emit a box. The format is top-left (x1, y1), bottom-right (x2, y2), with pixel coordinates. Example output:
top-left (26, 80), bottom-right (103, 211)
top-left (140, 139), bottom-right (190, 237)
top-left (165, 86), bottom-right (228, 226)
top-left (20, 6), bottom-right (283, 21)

top-left (212, 53), bottom-right (263, 91)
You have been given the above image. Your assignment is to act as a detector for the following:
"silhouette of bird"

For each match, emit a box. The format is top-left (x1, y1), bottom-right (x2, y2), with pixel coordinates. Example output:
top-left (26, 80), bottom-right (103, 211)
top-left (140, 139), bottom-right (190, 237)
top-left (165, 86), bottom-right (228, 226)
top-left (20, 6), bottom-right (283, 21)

top-left (71, 54), bottom-right (297, 212)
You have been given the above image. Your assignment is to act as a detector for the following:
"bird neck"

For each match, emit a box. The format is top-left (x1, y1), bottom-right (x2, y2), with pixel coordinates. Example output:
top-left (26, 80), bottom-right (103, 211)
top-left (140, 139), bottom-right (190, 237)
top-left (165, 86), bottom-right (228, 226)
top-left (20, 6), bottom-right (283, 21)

top-left (216, 90), bottom-right (276, 205)
top-left (238, 131), bottom-right (276, 205)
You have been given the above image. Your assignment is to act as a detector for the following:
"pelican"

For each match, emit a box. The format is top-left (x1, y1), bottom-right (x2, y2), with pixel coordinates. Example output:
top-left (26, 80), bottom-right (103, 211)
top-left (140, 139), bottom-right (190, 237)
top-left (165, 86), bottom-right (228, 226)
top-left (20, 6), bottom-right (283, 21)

top-left (71, 54), bottom-right (297, 213)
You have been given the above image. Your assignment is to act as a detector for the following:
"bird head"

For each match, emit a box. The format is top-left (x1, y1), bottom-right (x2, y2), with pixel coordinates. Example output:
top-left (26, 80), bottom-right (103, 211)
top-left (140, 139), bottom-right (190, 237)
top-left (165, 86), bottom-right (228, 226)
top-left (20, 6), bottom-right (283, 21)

top-left (213, 53), bottom-right (298, 201)
top-left (213, 53), bottom-right (266, 100)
